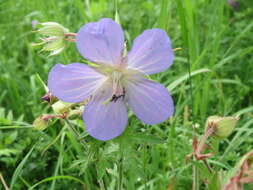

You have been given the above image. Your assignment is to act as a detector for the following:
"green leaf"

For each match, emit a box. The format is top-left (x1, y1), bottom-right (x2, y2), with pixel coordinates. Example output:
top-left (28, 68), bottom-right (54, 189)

top-left (10, 145), bottom-right (36, 189)
top-left (28, 175), bottom-right (86, 190)
top-left (167, 68), bottom-right (211, 93)
top-left (97, 159), bottom-right (110, 180)
top-left (4, 130), bottom-right (18, 144)
top-left (158, 0), bottom-right (170, 30)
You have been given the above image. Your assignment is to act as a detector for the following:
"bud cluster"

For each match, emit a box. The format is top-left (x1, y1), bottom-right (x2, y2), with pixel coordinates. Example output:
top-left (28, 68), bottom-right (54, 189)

top-left (33, 93), bottom-right (86, 130)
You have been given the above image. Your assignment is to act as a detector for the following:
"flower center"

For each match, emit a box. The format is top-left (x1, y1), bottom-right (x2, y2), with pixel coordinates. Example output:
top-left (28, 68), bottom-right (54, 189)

top-left (110, 71), bottom-right (125, 102)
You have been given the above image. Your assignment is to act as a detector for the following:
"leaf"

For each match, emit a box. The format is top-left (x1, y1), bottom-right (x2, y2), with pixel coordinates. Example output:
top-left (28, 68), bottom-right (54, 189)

top-left (0, 149), bottom-right (19, 157)
top-left (158, 0), bottom-right (170, 30)
top-left (0, 118), bottom-right (12, 125)
top-left (10, 145), bottom-right (36, 189)
top-left (28, 176), bottom-right (86, 190)
top-left (167, 68), bottom-right (211, 93)
top-left (4, 130), bottom-right (18, 144)
top-left (233, 106), bottom-right (253, 117)
top-left (7, 110), bottom-right (13, 121)
top-left (35, 73), bottom-right (48, 92)
top-left (103, 143), bottom-right (119, 155)
top-left (207, 172), bottom-right (222, 190)
top-left (97, 159), bottom-right (110, 180)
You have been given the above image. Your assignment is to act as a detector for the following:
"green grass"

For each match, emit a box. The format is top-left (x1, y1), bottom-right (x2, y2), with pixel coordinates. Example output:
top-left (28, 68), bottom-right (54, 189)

top-left (0, 0), bottom-right (253, 189)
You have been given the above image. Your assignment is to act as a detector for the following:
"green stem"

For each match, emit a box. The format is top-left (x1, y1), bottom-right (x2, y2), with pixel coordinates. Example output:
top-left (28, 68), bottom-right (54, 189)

top-left (65, 119), bottom-right (87, 148)
top-left (143, 144), bottom-right (148, 189)
top-left (118, 160), bottom-right (123, 190)
top-left (203, 160), bottom-right (213, 174)
top-left (118, 142), bottom-right (124, 190)
top-left (192, 164), bottom-right (199, 190)
top-left (98, 179), bottom-right (106, 190)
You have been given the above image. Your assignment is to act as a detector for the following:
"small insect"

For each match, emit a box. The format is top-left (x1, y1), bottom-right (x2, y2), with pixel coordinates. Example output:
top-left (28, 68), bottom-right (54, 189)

top-left (110, 88), bottom-right (126, 102)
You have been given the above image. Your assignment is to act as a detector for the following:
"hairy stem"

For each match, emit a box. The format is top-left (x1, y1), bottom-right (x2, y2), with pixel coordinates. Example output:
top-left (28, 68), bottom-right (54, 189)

top-left (203, 160), bottom-right (213, 173)
top-left (192, 164), bottom-right (199, 190)
top-left (64, 32), bottom-right (77, 36)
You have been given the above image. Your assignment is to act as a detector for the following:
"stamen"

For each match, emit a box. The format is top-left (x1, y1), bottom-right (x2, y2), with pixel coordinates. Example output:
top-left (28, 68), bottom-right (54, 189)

top-left (110, 88), bottom-right (126, 102)
top-left (110, 71), bottom-right (125, 102)
top-left (112, 71), bottom-right (122, 94)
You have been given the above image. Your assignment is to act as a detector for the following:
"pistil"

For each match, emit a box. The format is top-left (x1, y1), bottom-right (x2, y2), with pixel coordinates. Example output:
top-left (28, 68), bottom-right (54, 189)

top-left (110, 71), bottom-right (125, 102)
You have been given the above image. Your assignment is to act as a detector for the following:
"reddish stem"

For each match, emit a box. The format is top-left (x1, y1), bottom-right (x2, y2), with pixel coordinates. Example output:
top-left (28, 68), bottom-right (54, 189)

top-left (64, 32), bottom-right (77, 37)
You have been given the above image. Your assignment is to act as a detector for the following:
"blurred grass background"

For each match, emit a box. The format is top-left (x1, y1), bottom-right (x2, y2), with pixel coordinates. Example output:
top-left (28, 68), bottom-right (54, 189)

top-left (0, 0), bottom-right (253, 189)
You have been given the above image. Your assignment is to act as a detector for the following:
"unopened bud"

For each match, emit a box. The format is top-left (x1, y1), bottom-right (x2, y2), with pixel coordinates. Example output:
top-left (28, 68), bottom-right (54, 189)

top-left (52, 101), bottom-right (72, 114)
top-left (33, 115), bottom-right (50, 130)
top-left (42, 92), bottom-right (51, 102)
top-left (32, 20), bottom-right (38, 29)
top-left (205, 116), bottom-right (239, 139)
top-left (41, 92), bottom-right (56, 103)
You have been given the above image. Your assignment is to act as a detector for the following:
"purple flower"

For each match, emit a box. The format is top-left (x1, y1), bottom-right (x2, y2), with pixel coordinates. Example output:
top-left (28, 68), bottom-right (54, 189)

top-left (227, 0), bottom-right (239, 10)
top-left (48, 18), bottom-right (174, 141)
top-left (32, 20), bottom-right (38, 29)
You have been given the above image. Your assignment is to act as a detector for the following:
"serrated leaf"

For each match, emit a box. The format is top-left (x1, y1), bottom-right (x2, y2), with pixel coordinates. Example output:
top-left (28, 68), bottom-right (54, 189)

top-left (97, 159), bottom-right (110, 180)
top-left (7, 110), bottom-right (13, 121)
top-left (4, 131), bottom-right (18, 144)
top-left (0, 148), bottom-right (19, 156)
top-left (0, 118), bottom-right (12, 125)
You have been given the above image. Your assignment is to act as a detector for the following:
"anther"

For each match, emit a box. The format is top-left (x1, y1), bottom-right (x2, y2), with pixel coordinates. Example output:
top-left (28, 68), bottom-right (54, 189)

top-left (110, 88), bottom-right (126, 102)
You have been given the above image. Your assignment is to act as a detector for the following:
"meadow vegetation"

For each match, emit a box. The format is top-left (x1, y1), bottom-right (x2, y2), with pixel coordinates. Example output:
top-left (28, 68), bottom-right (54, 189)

top-left (0, 0), bottom-right (253, 189)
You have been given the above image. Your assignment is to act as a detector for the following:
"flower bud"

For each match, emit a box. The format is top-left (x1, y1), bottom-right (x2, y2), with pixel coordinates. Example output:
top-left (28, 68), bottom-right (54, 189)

top-left (32, 21), bottom-right (69, 56)
top-left (41, 92), bottom-right (56, 103)
top-left (32, 20), bottom-right (38, 29)
top-left (205, 116), bottom-right (239, 139)
top-left (33, 115), bottom-right (50, 130)
top-left (52, 101), bottom-right (72, 114)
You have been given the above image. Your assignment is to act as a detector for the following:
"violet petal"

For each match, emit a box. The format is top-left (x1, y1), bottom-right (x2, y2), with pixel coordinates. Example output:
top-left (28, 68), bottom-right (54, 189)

top-left (127, 29), bottom-right (174, 75)
top-left (83, 95), bottom-right (128, 141)
top-left (76, 18), bottom-right (124, 65)
top-left (126, 77), bottom-right (174, 124)
top-left (48, 63), bottom-right (107, 103)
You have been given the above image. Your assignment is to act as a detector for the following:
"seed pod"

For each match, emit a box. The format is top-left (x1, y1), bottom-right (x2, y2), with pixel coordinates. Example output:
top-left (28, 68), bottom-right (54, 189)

top-left (205, 116), bottom-right (239, 139)
top-left (33, 115), bottom-right (50, 130)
